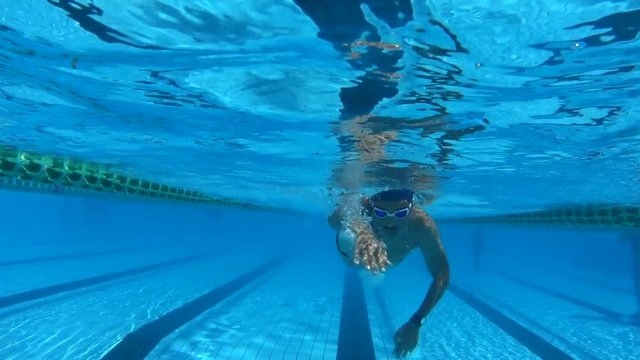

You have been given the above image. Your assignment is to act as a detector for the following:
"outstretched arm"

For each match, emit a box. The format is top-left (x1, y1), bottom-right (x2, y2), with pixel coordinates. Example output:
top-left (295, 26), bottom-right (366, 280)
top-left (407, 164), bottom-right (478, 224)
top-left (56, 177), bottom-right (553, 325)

top-left (393, 216), bottom-right (449, 357)
top-left (327, 199), bottom-right (369, 240)
top-left (413, 230), bottom-right (450, 324)
top-left (327, 196), bottom-right (373, 230)
top-left (327, 196), bottom-right (389, 272)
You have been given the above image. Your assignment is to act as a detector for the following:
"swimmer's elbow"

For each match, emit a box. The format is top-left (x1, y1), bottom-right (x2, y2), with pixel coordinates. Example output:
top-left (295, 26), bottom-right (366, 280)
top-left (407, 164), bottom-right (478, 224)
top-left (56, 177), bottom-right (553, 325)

top-left (436, 263), bottom-right (450, 289)
top-left (439, 269), bottom-right (450, 288)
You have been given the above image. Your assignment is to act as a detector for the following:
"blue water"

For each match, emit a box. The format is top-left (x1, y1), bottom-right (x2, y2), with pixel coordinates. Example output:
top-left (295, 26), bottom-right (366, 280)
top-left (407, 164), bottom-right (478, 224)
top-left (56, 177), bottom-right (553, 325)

top-left (1, 1), bottom-right (639, 359)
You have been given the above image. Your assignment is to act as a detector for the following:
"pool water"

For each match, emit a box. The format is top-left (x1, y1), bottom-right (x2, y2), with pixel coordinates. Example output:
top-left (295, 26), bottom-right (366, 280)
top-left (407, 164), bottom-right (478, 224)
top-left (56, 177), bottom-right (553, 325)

top-left (1, 1), bottom-right (639, 359)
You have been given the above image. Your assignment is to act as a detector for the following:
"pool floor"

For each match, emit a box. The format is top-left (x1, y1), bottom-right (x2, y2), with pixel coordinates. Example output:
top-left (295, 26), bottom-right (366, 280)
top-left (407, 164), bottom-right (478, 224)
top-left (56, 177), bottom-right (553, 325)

top-left (0, 244), bottom-right (637, 359)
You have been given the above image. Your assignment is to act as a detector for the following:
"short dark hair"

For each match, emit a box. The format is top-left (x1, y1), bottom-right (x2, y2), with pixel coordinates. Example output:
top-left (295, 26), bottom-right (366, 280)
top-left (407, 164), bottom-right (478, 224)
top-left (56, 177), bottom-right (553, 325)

top-left (370, 189), bottom-right (415, 203)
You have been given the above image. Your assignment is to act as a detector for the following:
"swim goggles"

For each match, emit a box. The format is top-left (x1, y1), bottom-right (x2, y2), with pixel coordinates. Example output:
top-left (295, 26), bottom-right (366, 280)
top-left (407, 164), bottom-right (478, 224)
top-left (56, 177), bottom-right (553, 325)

top-left (372, 204), bottom-right (412, 219)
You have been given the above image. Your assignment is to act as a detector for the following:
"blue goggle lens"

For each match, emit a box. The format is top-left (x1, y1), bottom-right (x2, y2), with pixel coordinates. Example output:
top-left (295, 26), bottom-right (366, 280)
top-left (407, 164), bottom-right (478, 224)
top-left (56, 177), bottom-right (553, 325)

top-left (394, 208), bottom-right (410, 218)
top-left (373, 206), bottom-right (411, 219)
top-left (374, 207), bottom-right (388, 218)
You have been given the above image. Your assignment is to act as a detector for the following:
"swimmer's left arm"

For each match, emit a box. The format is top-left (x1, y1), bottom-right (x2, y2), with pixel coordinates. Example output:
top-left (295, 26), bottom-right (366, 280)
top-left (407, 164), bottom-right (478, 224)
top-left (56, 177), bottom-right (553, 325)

top-left (392, 216), bottom-right (449, 356)
top-left (411, 217), bottom-right (450, 326)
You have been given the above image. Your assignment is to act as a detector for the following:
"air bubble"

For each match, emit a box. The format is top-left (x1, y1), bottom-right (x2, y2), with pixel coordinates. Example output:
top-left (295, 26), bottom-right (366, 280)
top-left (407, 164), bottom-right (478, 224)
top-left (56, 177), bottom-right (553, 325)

top-left (570, 42), bottom-right (585, 50)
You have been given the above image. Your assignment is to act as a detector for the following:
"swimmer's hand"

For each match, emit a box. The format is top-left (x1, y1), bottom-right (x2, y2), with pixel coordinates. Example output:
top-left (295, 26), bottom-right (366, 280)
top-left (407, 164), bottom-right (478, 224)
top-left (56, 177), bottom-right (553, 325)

top-left (393, 321), bottom-right (419, 358)
top-left (353, 228), bottom-right (391, 273)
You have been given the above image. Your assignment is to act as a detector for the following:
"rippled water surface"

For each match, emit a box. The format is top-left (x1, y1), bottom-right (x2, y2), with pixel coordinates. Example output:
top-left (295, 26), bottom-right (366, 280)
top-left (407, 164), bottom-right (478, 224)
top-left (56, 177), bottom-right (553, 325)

top-left (1, 0), bottom-right (639, 215)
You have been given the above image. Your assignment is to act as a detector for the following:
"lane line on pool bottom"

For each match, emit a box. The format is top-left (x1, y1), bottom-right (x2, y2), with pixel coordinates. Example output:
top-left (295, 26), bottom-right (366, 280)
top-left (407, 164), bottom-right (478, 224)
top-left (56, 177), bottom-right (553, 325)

top-left (0, 239), bottom-right (87, 248)
top-left (337, 267), bottom-right (376, 360)
top-left (491, 271), bottom-right (626, 320)
top-left (449, 284), bottom-right (575, 360)
top-left (0, 252), bottom-right (213, 309)
top-left (0, 246), bottom-right (139, 268)
top-left (101, 257), bottom-right (286, 360)
top-left (461, 284), bottom-right (600, 360)
top-left (548, 271), bottom-right (634, 296)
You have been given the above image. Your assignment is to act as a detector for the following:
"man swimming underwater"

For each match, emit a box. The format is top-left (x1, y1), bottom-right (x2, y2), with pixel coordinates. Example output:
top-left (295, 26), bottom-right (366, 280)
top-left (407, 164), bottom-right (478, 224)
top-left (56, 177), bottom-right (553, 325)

top-left (328, 189), bottom-right (450, 358)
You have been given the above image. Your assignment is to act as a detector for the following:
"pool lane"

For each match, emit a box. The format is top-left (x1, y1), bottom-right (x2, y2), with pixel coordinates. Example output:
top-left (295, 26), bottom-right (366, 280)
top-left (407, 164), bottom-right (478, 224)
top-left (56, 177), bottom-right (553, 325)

top-left (337, 267), bottom-right (376, 360)
top-left (0, 246), bottom-right (191, 296)
top-left (0, 252), bottom-right (212, 309)
top-left (102, 257), bottom-right (285, 360)
top-left (364, 266), bottom-right (541, 360)
top-left (0, 252), bottom-right (271, 359)
top-left (448, 284), bottom-right (573, 360)
top-left (0, 246), bottom-right (139, 268)
top-left (456, 271), bottom-right (639, 360)
top-left (145, 255), bottom-right (344, 360)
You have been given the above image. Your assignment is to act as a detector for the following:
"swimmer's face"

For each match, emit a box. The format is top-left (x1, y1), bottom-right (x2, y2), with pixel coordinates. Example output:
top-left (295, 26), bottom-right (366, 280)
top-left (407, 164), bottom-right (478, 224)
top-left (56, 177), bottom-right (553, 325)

top-left (370, 199), bottom-right (412, 229)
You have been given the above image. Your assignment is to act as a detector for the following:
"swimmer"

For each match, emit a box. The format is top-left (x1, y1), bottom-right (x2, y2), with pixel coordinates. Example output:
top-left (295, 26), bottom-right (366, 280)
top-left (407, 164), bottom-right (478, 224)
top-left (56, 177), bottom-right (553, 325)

top-left (328, 189), bottom-right (450, 358)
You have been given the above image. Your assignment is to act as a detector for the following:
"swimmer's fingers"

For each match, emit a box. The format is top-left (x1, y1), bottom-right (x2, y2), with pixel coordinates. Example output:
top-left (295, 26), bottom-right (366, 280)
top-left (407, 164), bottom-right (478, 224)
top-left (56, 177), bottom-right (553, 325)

top-left (375, 246), bottom-right (390, 273)
top-left (354, 235), bottom-right (388, 273)
top-left (353, 246), bottom-right (361, 265)
top-left (354, 235), bottom-right (371, 266)
top-left (363, 249), bottom-right (378, 272)
top-left (359, 245), bottom-right (377, 273)
top-left (363, 242), bottom-right (384, 273)
top-left (354, 241), bottom-right (368, 266)
top-left (356, 247), bottom-right (374, 271)
top-left (370, 241), bottom-right (386, 273)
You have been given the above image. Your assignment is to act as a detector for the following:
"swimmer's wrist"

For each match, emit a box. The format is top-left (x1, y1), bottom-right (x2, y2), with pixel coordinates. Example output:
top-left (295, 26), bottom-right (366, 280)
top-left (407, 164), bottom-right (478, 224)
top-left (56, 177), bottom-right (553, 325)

top-left (353, 225), bottom-right (372, 238)
top-left (409, 313), bottom-right (423, 327)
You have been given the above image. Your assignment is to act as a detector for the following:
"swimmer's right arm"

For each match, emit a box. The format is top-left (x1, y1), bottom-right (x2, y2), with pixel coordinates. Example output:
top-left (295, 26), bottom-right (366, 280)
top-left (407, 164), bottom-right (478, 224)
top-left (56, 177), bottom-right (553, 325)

top-left (327, 196), bottom-right (372, 230)
top-left (328, 197), bottom-right (389, 272)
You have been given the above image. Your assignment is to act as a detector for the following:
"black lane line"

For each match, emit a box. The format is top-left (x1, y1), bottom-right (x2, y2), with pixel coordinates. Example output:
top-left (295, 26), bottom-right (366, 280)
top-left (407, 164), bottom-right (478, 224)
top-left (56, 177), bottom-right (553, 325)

top-left (565, 275), bottom-right (633, 296)
top-left (0, 247), bottom-right (138, 268)
top-left (474, 291), bottom-right (600, 360)
top-left (0, 253), bottom-right (212, 308)
top-left (449, 284), bottom-right (575, 360)
top-left (0, 240), bottom-right (87, 248)
top-left (337, 268), bottom-right (376, 360)
top-left (492, 272), bottom-right (624, 320)
top-left (100, 257), bottom-right (286, 360)
top-left (524, 268), bottom-right (635, 297)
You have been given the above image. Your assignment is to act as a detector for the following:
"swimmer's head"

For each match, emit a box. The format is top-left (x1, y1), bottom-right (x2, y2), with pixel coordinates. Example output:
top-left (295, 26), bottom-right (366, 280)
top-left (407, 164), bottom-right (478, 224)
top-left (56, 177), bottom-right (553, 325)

top-left (367, 189), bottom-right (415, 229)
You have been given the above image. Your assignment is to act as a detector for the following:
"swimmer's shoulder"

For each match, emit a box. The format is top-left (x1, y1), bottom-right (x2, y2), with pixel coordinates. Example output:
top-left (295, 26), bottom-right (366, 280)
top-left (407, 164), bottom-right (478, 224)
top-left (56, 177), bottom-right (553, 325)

top-left (410, 207), bottom-right (437, 230)
top-left (409, 208), bottom-right (441, 248)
